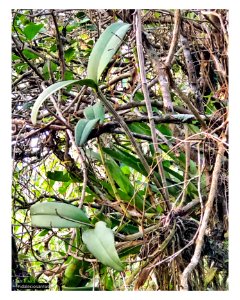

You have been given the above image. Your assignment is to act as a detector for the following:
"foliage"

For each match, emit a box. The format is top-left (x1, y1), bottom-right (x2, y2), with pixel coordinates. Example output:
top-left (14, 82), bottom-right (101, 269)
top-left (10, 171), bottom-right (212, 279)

top-left (12, 9), bottom-right (228, 291)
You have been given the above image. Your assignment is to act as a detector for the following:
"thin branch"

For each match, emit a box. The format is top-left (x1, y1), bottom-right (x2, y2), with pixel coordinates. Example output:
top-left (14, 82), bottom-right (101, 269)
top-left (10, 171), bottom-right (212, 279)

top-left (51, 10), bottom-right (66, 79)
top-left (12, 70), bottom-right (33, 87)
top-left (12, 35), bottom-right (45, 80)
top-left (165, 9), bottom-right (181, 67)
top-left (180, 133), bottom-right (227, 290)
top-left (118, 100), bottom-right (191, 114)
top-left (179, 125), bottom-right (190, 206)
top-left (142, 33), bottom-right (173, 112)
top-left (171, 81), bottom-right (207, 129)
top-left (135, 10), bottom-right (171, 210)
top-left (180, 33), bottom-right (204, 112)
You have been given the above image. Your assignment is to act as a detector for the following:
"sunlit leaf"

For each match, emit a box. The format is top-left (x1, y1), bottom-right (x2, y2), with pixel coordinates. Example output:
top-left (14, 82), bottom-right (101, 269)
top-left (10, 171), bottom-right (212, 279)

top-left (64, 47), bottom-right (75, 62)
top-left (23, 23), bottom-right (44, 40)
top-left (87, 22), bottom-right (131, 83)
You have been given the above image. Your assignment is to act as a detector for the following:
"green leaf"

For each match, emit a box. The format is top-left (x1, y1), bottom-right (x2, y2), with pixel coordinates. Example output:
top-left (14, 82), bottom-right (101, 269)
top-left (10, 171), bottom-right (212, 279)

top-left (134, 91), bottom-right (144, 101)
top-left (63, 258), bottom-right (85, 287)
top-left (46, 171), bottom-right (71, 182)
top-left (128, 122), bottom-right (151, 136)
top-left (15, 62), bottom-right (28, 74)
top-left (37, 229), bottom-right (49, 237)
top-left (31, 79), bottom-right (97, 125)
top-left (12, 53), bottom-right (20, 61)
top-left (106, 159), bottom-right (132, 195)
top-left (64, 47), bottom-right (75, 62)
top-left (84, 102), bottom-right (105, 124)
top-left (204, 267), bottom-right (218, 288)
top-left (103, 147), bottom-right (147, 176)
top-left (64, 70), bottom-right (74, 80)
top-left (75, 118), bottom-right (99, 146)
top-left (22, 49), bottom-right (39, 59)
top-left (23, 23), bottom-right (44, 40)
top-left (93, 101), bottom-right (105, 123)
top-left (83, 107), bottom-right (95, 120)
top-left (82, 221), bottom-right (123, 271)
top-left (76, 11), bottom-right (86, 19)
top-left (30, 202), bottom-right (90, 228)
top-left (87, 22), bottom-right (131, 83)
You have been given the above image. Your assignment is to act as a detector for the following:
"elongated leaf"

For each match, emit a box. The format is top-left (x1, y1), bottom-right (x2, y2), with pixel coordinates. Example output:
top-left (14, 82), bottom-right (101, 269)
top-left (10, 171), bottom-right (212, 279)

top-left (30, 202), bottom-right (90, 228)
top-left (87, 22), bottom-right (131, 83)
top-left (106, 159), bottom-right (132, 195)
top-left (75, 119), bottom-right (89, 146)
top-left (22, 49), bottom-right (39, 59)
top-left (103, 147), bottom-right (147, 176)
top-left (31, 79), bottom-right (97, 125)
top-left (80, 118), bottom-right (99, 145)
top-left (82, 221), bottom-right (123, 271)
top-left (75, 118), bottom-right (99, 146)
top-left (204, 267), bottom-right (218, 288)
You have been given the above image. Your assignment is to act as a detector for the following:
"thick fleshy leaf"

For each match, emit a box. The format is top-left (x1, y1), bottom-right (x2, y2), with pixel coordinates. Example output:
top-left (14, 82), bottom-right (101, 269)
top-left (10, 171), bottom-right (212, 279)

top-left (75, 118), bottom-right (99, 146)
top-left (31, 79), bottom-right (97, 125)
top-left (84, 102), bottom-right (105, 124)
top-left (93, 101), bottom-right (105, 124)
top-left (83, 106), bottom-right (95, 121)
top-left (87, 22), bottom-right (131, 83)
top-left (82, 221), bottom-right (123, 271)
top-left (75, 119), bottom-right (89, 146)
top-left (30, 202), bottom-right (90, 228)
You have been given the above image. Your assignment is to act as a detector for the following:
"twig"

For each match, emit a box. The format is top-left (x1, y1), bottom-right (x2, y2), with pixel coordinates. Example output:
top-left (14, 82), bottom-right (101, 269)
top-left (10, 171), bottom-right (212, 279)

top-left (165, 9), bottom-right (181, 67)
top-left (171, 82), bottom-right (207, 129)
top-left (118, 100), bottom-right (191, 114)
top-left (179, 125), bottom-right (190, 206)
top-left (12, 35), bottom-right (45, 80)
top-left (135, 10), bottom-right (171, 210)
top-left (12, 70), bottom-right (33, 87)
top-left (180, 33), bottom-right (204, 112)
top-left (180, 133), bottom-right (227, 290)
top-left (51, 10), bottom-right (66, 79)
top-left (142, 33), bottom-right (173, 112)
top-left (100, 71), bottom-right (133, 89)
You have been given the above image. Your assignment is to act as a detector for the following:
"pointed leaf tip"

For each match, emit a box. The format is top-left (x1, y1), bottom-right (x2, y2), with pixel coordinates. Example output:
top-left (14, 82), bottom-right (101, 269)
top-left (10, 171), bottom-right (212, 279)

top-left (31, 79), bottom-right (97, 125)
top-left (82, 221), bottom-right (123, 271)
top-left (87, 22), bottom-right (131, 83)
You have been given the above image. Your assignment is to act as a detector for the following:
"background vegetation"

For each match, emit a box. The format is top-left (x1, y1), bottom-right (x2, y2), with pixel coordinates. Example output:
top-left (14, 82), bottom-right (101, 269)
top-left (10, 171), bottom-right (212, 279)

top-left (12, 9), bottom-right (228, 291)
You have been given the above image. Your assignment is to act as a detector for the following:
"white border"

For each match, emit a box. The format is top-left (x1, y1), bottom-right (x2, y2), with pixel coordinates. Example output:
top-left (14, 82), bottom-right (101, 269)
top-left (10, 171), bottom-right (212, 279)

top-left (1, 1), bottom-right (238, 299)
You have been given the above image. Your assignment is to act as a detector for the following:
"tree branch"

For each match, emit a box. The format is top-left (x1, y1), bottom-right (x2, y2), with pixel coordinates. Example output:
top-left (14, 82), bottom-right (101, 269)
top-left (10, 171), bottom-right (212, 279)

top-left (180, 133), bottom-right (227, 290)
top-left (135, 10), bottom-right (171, 210)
